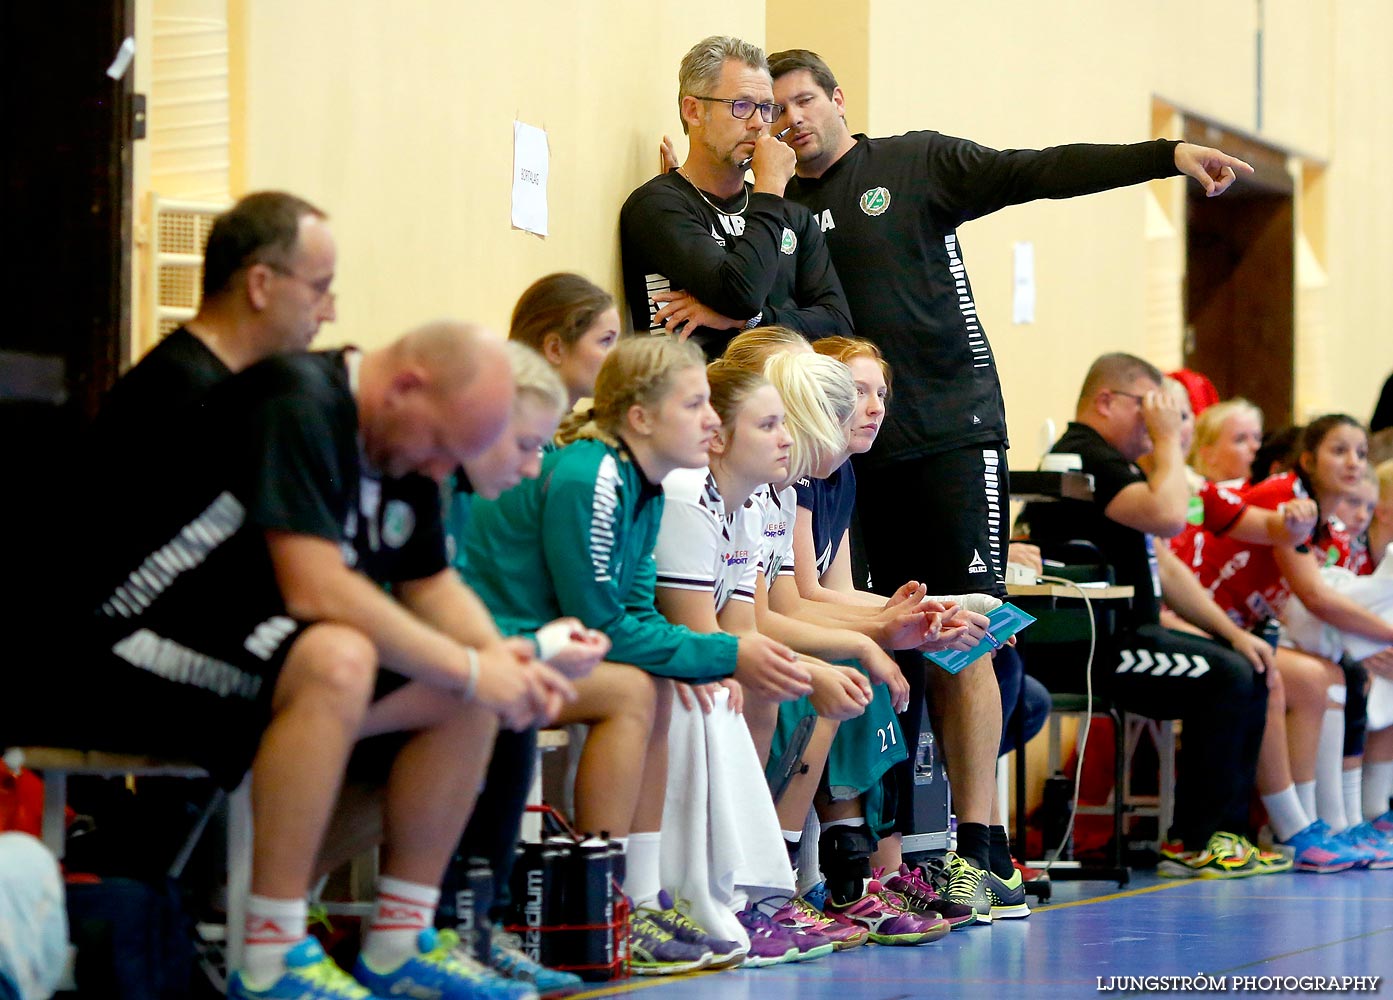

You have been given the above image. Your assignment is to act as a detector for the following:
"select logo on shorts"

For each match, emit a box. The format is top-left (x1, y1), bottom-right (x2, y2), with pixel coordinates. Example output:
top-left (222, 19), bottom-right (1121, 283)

top-left (859, 187), bottom-right (891, 216)
top-left (967, 549), bottom-right (989, 575)
top-left (779, 227), bottom-right (798, 255)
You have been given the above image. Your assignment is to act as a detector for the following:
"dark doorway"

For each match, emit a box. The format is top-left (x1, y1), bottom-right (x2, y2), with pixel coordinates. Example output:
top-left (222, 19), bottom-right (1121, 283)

top-left (1, 2), bottom-right (135, 414)
top-left (1, 2), bottom-right (136, 638)
top-left (1183, 118), bottom-right (1294, 430)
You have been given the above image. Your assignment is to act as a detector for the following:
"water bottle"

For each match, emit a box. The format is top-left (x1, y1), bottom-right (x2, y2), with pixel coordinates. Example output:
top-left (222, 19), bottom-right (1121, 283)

top-left (509, 841), bottom-right (568, 965)
top-left (604, 834), bottom-right (627, 972)
top-left (572, 833), bottom-right (615, 980)
top-left (436, 851), bottom-right (465, 928)
top-left (454, 856), bottom-right (494, 962)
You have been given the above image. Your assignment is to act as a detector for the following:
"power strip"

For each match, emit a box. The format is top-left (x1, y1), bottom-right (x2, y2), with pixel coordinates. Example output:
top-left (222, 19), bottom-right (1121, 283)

top-left (1004, 562), bottom-right (1038, 585)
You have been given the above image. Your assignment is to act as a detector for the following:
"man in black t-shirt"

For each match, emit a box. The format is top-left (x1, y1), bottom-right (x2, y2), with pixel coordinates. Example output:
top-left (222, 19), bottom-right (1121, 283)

top-left (24, 194), bottom-right (578, 995)
top-left (26, 192), bottom-right (339, 636)
top-left (69, 296), bottom-right (580, 996)
top-left (760, 48), bottom-right (1255, 903)
top-left (17, 191), bottom-right (334, 744)
top-left (97, 191), bottom-right (339, 446)
top-left (1025, 353), bottom-right (1272, 874)
top-left (621, 35), bottom-right (852, 358)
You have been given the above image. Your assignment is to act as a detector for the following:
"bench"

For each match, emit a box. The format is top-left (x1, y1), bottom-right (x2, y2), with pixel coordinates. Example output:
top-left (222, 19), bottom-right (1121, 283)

top-left (14, 728), bottom-right (575, 970)
top-left (8, 746), bottom-right (252, 975)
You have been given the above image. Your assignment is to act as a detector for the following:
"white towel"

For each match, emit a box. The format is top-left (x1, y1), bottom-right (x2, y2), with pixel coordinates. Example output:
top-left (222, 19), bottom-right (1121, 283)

top-left (660, 690), bottom-right (794, 946)
top-left (1368, 676), bottom-right (1393, 732)
top-left (1282, 556), bottom-right (1393, 663)
top-left (0, 832), bottom-right (67, 1000)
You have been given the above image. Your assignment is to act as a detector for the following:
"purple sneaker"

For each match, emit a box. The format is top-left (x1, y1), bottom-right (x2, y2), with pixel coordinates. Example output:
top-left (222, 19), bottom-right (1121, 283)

top-left (826, 879), bottom-right (949, 945)
top-left (880, 864), bottom-right (976, 930)
top-left (639, 891), bottom-right (746, 968)
top-left (766, 895), bottom-right (868, 951)
top-left (734, 907), bottom-right (807, 967)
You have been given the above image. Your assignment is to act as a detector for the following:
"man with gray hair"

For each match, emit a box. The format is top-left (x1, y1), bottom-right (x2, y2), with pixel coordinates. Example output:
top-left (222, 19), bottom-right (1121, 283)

top-left (620, 35), bottom-right (851, 357)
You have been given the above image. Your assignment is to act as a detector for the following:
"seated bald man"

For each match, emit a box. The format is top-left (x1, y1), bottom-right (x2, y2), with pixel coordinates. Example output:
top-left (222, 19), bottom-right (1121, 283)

top-left (64, 321), bottom-right (576, 1000)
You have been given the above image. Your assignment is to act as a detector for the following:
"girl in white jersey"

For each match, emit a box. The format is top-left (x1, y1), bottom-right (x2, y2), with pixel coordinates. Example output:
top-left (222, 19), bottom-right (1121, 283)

top-left (652, 360), bottom-right (877, 964)
top-left (721, 332), bottom-right (968, 940)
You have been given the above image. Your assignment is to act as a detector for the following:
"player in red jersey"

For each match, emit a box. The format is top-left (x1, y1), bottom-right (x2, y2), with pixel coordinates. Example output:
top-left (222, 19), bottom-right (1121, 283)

top-left (1190, 416), bottom-right (1393, 865)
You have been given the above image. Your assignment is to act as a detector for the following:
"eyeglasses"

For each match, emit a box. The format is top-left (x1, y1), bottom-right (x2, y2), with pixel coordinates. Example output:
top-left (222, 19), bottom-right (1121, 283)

top-left (693, 96), bottom-right (783, 124)
top-left (1108, 389), bottom-right (1146, 404)
top-left (266, 262), bottom-right (335, 301)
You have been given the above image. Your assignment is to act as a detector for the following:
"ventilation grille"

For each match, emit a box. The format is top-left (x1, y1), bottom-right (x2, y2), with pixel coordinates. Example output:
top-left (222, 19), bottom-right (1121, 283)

top-left (147, 195), bottom-right (223, 341)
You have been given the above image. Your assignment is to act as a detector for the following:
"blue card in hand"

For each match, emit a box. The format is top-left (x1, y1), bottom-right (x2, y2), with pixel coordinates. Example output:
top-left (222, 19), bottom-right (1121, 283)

top-left (925, 603), bottom-right (1037, 674)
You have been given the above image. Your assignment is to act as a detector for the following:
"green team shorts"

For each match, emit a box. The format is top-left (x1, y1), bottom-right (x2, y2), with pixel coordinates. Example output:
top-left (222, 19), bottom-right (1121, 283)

top-left (766, 659), bottom-right (906, 838)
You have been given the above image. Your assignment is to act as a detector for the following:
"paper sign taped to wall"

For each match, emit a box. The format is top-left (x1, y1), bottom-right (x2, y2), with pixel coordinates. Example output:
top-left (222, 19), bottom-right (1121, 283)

top-left (512, 121), bottom-right (549, 237)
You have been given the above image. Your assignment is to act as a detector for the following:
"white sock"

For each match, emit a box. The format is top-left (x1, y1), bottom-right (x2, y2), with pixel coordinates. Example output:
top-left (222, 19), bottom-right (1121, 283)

top-left (820, 817), bottom-right (867, 830)
top-left (1344, 767), bottom-right (1365, 829)
top-left (1364, 760), bottom-right (1393, 820)
top-left (1296, 780), bottom-right (1317, 821)
top-left (622, 832), bottom-right (662, 909)
top-left (241, 895), bottom-right (308, 989)
top-left (1260, 786), bottom-right (1311, 843)
top-left (359, 876), bottom-right (440, 972)
top-left (1315, 706), bottom-right (1348, 831)
top-left (782, 829), bottom-right (802, 870)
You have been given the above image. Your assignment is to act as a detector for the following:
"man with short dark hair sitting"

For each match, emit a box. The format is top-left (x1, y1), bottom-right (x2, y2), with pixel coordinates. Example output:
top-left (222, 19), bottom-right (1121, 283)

top-left (26, 193), bottom-right (585, 999)
top-left (1024, 352), bottom-right (1277, 878)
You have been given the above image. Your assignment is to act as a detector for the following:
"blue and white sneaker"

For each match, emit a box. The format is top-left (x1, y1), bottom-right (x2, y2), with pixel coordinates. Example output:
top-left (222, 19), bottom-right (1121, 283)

top-left (228, 937), bottom-right (380, 999)
top-left (1266, 822), bottom-right (1356, 873)
top-left (800, 881), bottom-right (829, 911)
top-left (1336, 823), bottom-right (1393, 870)
top-left (354, 928), bottom-right (538, 1000)
top-left (488, 926), bottom-right (583, 995)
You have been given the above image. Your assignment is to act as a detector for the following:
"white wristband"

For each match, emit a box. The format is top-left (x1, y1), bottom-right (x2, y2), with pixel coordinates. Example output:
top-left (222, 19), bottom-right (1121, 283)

top-left (461, 647), bottom-right (479, 701)
top-left (534, 621), bottom-right (572, 662)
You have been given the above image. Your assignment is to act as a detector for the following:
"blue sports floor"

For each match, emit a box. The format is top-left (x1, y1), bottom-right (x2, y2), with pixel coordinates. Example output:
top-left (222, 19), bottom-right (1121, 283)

top-left (568, 869), bottom-right (1392, 998)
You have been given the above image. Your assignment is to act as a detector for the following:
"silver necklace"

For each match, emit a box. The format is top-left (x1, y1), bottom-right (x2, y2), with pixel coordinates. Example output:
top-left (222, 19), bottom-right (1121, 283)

top-left (678, 168), bottom-right (748, 216)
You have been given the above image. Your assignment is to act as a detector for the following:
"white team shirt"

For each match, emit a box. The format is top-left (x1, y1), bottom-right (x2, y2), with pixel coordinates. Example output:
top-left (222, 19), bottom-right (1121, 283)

top-left (751, 482), bottom-right (798, 582)
top-left (655, 468), bottom-right (758, 613)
